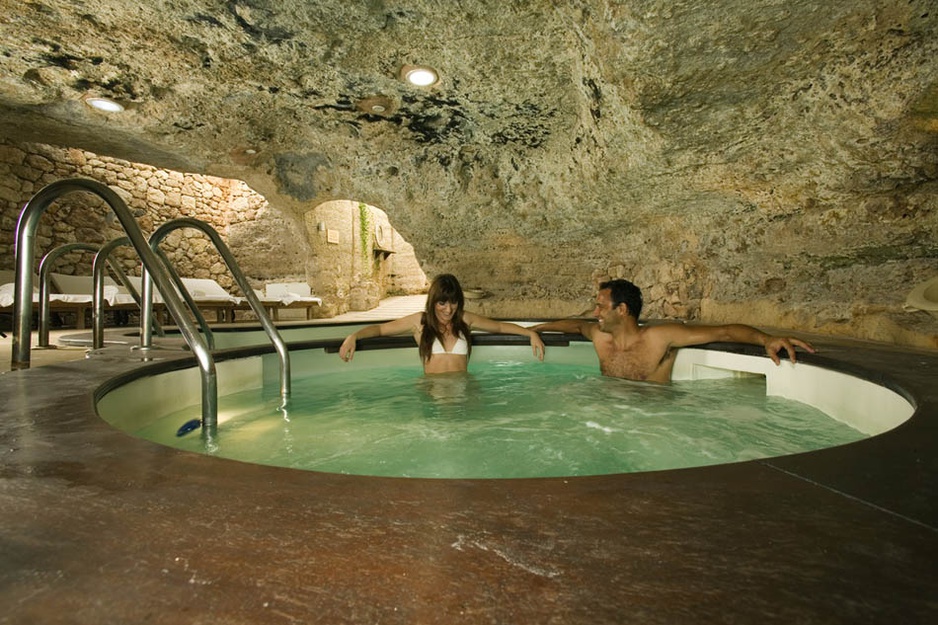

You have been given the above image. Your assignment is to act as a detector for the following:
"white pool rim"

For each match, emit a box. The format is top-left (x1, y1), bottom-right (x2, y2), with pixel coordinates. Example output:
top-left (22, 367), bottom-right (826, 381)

top-left (97, 340), bottom-right (915, 441)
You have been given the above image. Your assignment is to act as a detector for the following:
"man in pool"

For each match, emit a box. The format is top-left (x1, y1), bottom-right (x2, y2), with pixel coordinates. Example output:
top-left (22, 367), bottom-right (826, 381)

top-left (531, 279), bottom-right (816, 384)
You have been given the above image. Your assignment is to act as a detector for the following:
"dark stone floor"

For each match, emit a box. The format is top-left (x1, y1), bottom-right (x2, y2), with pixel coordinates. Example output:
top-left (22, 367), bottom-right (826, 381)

top-left (1, 331), bottom-right (936, 624)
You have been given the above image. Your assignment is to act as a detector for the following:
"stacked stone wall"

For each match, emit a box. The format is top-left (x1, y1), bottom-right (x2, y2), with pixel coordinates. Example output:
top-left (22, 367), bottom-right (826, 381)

top-left (0, 140), bottom-right (427, 317)
top-left (0, 140), bottom-right (265, 292)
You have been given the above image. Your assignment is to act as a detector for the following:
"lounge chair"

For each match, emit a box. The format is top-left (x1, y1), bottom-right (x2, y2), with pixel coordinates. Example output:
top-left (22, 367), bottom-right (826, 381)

top-left (0, 270), bottom-right (138, 329)
top-left (123, 276), bottom-right (242, 323)
top-left (256, 282), bottom-right (323, 320)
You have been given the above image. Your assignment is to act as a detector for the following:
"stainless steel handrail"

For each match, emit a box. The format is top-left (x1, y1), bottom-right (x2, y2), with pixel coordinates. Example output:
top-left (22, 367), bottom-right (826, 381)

top-left (12, 178), bottom-right (219, 434)
top-left (146, 217), bottom-right (291, 404)
top-left (91, 236), bottom-right (165, 350)
top-left (139, 245), bottom-right (217, 351)
top-left (36, 242), bottom-right (98, 347)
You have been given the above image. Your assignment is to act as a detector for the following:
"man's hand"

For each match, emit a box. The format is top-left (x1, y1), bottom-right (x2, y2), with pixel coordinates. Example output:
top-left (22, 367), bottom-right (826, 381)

top-left (764, 336), bottom-right (816, 365)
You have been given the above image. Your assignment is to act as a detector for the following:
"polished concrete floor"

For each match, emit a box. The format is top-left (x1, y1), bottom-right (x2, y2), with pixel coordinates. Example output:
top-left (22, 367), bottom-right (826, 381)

top-left (0, 328), bottom-right (90, 371)
top-left (1, 310), bottom-right (936, 624)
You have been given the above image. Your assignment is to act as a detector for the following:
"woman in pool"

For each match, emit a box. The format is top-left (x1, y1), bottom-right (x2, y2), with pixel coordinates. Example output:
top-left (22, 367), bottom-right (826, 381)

top-left (338, 274), bottom-right (545, 374)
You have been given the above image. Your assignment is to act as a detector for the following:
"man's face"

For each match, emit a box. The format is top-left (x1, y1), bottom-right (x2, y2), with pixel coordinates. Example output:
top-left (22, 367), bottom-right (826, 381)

top-left (593, 288), bottom-right (621, 332)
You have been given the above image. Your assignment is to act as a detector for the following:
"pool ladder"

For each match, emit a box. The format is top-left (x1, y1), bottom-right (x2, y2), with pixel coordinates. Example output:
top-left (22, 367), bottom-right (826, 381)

top-left (10, 178), bottom-right (291, 437)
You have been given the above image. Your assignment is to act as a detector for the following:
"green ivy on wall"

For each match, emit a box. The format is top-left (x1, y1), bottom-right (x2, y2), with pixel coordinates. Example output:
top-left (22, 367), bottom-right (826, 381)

top-left (358, 202), bottom-right (371, 264)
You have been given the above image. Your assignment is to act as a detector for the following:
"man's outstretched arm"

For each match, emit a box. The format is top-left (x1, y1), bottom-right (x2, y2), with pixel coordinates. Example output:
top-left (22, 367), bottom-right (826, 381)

top-left (660, 323), bottom-right (816, 365)
top-left (531, 319), bottom-right (598, 339)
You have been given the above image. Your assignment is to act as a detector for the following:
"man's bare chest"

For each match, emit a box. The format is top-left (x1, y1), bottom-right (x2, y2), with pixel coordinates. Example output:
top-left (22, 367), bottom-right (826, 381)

top-left (595, 340), bottom-right (674, 382)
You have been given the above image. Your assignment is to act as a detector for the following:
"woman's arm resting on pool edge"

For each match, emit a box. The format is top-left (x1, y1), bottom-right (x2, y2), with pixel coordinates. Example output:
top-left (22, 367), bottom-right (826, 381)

top-left (339, 313), bottom-right (421, 362)
top-left (465, 313), bottom-right (545, 360)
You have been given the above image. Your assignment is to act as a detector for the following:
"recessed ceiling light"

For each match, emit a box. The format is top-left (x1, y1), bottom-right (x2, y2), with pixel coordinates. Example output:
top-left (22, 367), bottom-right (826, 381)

top-left (355, 95), bottom-right (397, 116)
top-left (84, 97), bottom-right (124, 113)
top-left (400, 65), bottom-right (439, 87)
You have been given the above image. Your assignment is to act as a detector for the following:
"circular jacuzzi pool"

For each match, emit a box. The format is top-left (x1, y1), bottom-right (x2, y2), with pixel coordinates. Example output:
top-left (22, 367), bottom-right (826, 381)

top-left (95, 336), bottom-right (914, 479)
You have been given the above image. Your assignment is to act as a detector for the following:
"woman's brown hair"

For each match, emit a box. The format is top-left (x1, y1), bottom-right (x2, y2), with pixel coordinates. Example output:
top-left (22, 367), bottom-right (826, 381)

top-left (419, 274), bottom-right (472, 363)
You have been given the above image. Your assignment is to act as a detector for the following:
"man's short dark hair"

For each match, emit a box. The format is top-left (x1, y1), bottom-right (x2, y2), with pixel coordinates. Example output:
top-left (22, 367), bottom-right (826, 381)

top-left (599, 279), bottom-right (643, 319)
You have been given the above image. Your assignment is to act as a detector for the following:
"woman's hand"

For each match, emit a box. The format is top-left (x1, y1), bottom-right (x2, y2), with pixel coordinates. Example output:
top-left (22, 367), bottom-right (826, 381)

top-left (530, 332), bottom-right (546, 361)
top-left (339, 334), bottom-right (357, 362)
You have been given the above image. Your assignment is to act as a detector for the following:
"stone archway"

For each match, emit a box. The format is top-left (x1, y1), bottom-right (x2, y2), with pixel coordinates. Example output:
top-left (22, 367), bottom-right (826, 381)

top-left (304, 200), bottom-right (427, 316)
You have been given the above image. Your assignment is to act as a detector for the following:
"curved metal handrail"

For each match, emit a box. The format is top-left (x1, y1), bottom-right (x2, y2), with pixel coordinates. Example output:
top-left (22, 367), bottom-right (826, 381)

top-left (139, 245), bottom-right (217, 351)
top-left (12, 178), bottom-right (219, 434)
top-left (146, 217), bottom-right (291, 404)
top-left (36, 242), bottom-right (98, 347)
top-left (91, 236), bottom-right (165, 349)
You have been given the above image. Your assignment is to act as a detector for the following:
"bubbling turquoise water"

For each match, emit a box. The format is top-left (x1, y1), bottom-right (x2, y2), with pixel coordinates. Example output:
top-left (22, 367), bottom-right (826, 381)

top-left (132, 360), bottom-right (867, 479)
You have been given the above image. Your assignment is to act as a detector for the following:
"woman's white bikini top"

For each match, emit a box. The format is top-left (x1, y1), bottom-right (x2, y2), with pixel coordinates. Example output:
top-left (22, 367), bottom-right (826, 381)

top-left (430, 334), bottom-right (469, 356)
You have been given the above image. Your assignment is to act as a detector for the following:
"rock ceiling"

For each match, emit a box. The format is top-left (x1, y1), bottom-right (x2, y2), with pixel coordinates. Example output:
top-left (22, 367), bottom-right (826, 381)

top-left (0, 1), bottom-right (936, 337)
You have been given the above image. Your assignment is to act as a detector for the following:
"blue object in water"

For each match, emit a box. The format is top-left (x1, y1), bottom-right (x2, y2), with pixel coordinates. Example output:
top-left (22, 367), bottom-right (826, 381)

top-left (176, 418), bottom-right (201, 437)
